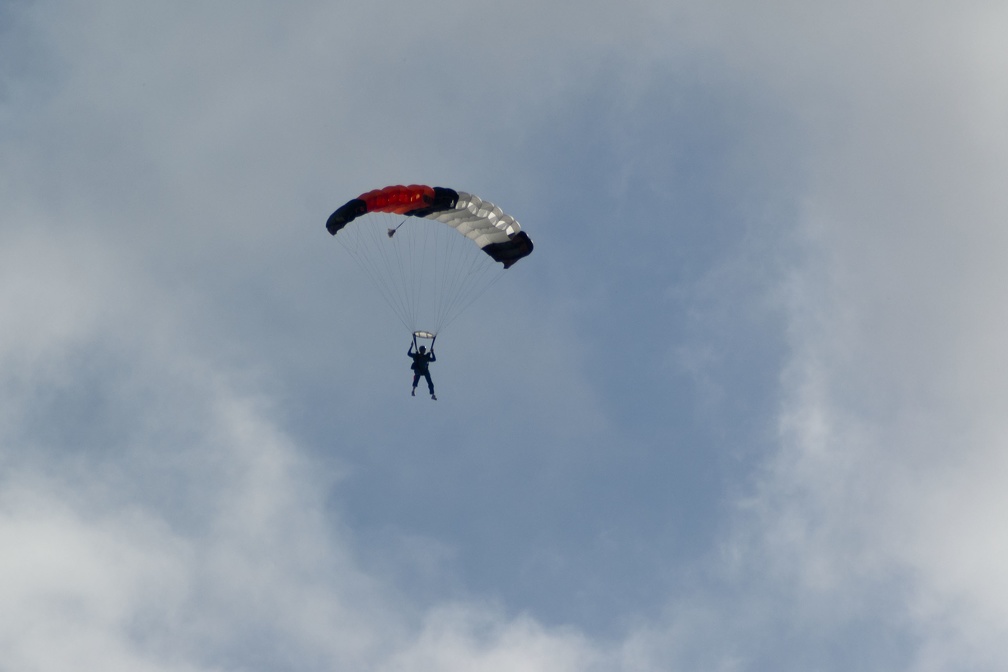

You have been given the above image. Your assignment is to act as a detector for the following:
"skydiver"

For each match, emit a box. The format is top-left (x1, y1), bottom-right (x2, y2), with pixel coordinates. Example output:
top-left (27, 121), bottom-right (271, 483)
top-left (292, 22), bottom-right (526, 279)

top-left (408, 336), bottom-right (437, 400)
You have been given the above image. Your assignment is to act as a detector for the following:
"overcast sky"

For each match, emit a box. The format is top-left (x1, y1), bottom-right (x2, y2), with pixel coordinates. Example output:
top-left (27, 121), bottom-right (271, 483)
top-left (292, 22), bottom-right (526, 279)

top-left (3, 1), bottom-right (1008, 670)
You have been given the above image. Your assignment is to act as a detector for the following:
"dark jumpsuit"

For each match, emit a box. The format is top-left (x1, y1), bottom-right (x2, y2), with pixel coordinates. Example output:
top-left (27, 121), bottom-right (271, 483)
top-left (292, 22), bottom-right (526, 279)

top-left (409, 346), bottom-right (436, 395)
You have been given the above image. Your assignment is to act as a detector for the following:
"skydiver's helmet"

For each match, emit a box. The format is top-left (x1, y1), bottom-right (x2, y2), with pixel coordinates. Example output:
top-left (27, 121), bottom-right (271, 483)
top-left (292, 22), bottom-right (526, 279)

top-left (418, 346), bottom-right (427, 353)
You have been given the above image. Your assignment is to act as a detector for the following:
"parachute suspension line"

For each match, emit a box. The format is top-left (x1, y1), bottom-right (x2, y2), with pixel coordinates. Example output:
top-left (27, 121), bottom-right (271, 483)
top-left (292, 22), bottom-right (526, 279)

top-left (385, 215), bottom-right (413, 326)
top-left (429, 220), bottom-right (460, 335)
top-left (395, 215), bottom-right (416, 328)
top-left (334, 210), bottom-right (513, 336)
top-left (382, 213), bottom-right (434, 334)
top-left (421, 218), bottom-right (503, 335)
top-left (402, 216), bottom-right (424, 332)
top-left (434, 224), bottom-right (474, 332)
top-left (336, 214), bottom-right (412, 333)
top-left (434, 231), bottom-right (503, 334)
top-left (431, 219), bottom-right (450, 333)
top-left (414, 218), bottom-right (434, 332)
top-left (371, 213), bottom-right (414, 332)
top-left (401, 215), bottom-right (442, 335)
top-left (401, 215), bottom-right (435, 332)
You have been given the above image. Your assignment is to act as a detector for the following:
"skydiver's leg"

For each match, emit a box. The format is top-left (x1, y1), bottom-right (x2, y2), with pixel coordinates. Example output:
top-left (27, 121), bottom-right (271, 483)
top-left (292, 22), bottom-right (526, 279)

top-left (412, 373), bottom-right (421, 395)
top-left (424, 372), bottom-right (434, 396)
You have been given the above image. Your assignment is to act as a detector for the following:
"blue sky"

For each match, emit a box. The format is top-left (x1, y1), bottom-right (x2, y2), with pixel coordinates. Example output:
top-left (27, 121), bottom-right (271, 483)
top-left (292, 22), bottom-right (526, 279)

top-left (3, 1), bottom-right (1008, 670)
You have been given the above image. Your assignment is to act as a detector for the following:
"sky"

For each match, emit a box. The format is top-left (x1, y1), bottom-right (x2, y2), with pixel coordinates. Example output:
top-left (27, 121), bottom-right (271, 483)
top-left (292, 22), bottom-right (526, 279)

top-left (2, 0), bottom-right (1008, 670)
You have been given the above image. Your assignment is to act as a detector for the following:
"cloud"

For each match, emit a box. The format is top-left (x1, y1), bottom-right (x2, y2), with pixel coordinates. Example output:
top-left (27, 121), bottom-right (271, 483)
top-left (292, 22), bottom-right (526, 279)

top-left (732, 2), bottom-right (1008, 668)
top-left (378, 604), bottom-right (603, 672)
top-left (6, 0), bottom-right (1008, 670)
top-left (0, 229), bottom-right (602, 669)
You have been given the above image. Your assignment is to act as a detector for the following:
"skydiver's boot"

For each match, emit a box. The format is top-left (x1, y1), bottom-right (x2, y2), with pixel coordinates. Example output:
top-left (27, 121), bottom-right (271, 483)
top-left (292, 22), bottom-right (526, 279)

top-left (431, 393), bottom-right (437, 401)
top-left (411, 387), bottom-right (416, 397)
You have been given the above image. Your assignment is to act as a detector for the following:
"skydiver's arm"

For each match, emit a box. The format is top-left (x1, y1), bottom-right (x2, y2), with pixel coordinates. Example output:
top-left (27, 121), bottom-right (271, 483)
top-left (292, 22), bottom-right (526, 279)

top-left (428, 352), bottom-right (436, 363)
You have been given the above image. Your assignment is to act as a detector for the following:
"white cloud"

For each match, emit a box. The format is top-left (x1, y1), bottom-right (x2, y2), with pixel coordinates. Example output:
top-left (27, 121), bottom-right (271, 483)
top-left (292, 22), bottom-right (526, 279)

top-left (379, 604), bottom-right (602, 672)
top-left (0, 257), bottom-right (597, 669)
top-left (738, 2), bottom-right (1008, 668)
top-left (0, 318), bottom-right (610, 671)
top-left (0, 478), bottom-right (194, 672)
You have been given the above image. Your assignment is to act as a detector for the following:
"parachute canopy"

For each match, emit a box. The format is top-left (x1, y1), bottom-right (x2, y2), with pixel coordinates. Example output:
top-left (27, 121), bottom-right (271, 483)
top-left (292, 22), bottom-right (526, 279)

top-left (327, 185), bottom-right (533, 268)
top-left (327, 184), bottom-right (533, 335)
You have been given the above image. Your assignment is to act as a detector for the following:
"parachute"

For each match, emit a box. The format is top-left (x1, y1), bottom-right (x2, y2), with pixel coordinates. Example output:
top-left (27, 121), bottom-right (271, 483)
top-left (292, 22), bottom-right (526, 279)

top-left (326, 185), bottom-right (533, 337)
